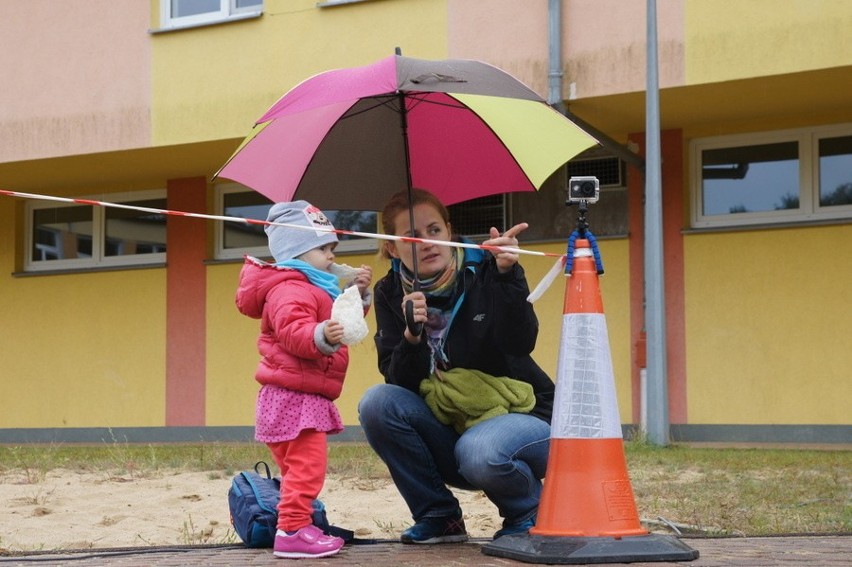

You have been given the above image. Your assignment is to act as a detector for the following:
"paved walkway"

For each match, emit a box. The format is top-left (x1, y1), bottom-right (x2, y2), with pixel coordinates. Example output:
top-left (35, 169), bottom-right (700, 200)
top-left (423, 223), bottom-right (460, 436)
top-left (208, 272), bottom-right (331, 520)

top-left (0, 535), bottom-right (849, 566)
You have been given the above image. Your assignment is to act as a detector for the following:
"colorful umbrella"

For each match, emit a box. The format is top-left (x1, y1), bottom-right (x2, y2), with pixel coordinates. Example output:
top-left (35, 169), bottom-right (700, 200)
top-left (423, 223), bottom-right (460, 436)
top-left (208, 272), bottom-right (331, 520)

top-left (213, 53), bottom-right (599, 210)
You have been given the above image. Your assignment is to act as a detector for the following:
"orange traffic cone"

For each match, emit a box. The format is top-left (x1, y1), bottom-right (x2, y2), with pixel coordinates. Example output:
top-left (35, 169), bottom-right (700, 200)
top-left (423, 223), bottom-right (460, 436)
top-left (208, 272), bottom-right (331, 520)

top-left (482, 239), bottom-right (698, 564)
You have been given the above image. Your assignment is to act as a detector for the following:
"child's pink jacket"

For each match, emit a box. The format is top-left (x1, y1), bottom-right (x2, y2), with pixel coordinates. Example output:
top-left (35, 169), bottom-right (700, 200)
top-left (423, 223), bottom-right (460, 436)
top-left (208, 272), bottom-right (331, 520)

top-left (235, 257), bottom-right (347, 401)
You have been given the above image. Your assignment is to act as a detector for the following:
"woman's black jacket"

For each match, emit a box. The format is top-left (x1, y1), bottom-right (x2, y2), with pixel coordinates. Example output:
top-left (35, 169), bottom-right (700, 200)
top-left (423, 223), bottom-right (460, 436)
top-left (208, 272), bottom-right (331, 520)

top-left (372, 245), bottom-right (554, 423)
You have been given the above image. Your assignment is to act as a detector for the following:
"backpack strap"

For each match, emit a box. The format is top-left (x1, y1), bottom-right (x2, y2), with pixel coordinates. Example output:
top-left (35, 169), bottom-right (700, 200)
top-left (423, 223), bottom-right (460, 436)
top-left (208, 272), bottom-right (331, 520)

top-left (254, 461), bottom-right (273, 479)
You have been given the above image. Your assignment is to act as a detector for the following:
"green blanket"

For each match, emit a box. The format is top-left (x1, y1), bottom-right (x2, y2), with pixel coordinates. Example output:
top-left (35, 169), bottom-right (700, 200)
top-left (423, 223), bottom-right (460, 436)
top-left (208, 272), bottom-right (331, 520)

top-left (419, 368), bottom-right (536, 434)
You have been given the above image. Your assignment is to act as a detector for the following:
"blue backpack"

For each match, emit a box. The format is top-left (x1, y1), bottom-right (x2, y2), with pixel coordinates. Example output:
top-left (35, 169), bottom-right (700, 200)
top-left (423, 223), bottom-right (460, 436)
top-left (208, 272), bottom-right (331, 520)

top-left (228, 461), bottom-right (355, 548)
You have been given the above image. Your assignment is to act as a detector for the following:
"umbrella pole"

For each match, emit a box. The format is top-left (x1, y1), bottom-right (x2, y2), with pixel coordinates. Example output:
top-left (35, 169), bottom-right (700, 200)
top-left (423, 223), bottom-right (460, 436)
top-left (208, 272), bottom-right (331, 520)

top-left (398, 87), bottom-right (424, 337)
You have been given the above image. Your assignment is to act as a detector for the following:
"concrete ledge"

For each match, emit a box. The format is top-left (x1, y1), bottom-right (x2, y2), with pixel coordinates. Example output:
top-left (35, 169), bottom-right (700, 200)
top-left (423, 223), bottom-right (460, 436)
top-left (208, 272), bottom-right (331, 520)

top-left (669, 424), bottom-right (851, 445)
top-left (0, 426), bottom-right (366, 444)
top-left (0, 424), bottom-right (847, 445)
top-left (0, 424), bottom-right (852, 446)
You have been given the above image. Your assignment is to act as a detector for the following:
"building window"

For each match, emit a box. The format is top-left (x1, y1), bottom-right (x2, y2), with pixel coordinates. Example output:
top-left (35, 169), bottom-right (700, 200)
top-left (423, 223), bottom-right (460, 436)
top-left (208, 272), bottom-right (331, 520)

top-left (506, 152), bottom-right (628, 242)
top-left (25, 191), bottom-right (167, 272)
top-left (448, 196), bottom-right (506, 241)
top-left (819, 135), bottom-right (852, 207)
top-left (215, 185), bottom-right (378, 260)
top-left (451, 160), bottom-right (629, 244)
top-left (565, 156), bottom-right (628, 237)
top-left (159, 0), bottom-right (262, 31)
top-left (691, 125), bottom-right (852, 228)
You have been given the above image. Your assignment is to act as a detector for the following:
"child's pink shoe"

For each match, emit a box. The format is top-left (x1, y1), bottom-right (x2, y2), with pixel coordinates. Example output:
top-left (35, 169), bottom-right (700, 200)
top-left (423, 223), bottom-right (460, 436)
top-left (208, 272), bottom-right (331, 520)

top-left (273, 524), bottom-right (344, 559)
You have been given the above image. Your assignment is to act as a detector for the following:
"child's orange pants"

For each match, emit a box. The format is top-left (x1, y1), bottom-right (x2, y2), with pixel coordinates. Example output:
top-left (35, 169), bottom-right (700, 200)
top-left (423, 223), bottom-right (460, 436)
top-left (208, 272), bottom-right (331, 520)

top-left (266, 428), bottom-right (327, 533)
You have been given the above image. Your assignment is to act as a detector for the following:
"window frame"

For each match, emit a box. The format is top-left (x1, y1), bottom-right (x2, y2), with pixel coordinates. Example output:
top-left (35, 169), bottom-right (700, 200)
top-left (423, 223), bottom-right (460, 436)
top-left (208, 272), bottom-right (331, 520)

top-left (214, 184), bottom-right (378, 261)
top-left (690, 123), bottom-right (852, 229)
top-left (158, 0), bottom-right (262, 31)
top-left (24, 190), bottom-right (168, 273)
top-left (447, 195), bottom-right (508, 242)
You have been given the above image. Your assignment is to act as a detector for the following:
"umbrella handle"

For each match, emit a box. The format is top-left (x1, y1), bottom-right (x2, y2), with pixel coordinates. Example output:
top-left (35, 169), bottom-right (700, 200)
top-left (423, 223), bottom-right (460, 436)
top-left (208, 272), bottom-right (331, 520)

top-left (404, 300), bottom-right (424, 337)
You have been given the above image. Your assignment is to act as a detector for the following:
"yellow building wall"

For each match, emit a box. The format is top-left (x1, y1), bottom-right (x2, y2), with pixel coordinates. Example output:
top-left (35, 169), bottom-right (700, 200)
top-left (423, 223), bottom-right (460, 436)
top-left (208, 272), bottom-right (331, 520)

top-left (1, 267), bottom-right (167, 428)
top-left (684, 225), bottom-right (852, 424)
top-left (685, 0), bottom-right (852, 84)
top-left (150, 0), bottom-right (449, 147)
top-left (205, 238), bottom-right (633, 428)
top-left (0, 188), bottom-right (167, 429)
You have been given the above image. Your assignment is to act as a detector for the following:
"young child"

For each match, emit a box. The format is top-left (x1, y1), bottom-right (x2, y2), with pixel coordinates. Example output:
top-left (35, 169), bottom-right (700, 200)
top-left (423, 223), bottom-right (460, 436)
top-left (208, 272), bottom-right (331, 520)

top-left (235, 201), bottom-right (372, 559)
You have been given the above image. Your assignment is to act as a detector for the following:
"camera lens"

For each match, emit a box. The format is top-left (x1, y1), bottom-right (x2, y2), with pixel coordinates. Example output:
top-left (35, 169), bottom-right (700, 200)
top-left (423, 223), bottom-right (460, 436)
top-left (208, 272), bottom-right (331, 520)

top-left (578, 181), bottom-right (596, 197)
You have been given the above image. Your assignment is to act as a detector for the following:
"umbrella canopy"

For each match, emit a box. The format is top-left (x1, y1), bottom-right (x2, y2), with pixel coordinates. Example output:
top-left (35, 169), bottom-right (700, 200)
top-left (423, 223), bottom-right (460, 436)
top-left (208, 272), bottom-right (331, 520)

top-left (214, 54), bottom-right (599, 210)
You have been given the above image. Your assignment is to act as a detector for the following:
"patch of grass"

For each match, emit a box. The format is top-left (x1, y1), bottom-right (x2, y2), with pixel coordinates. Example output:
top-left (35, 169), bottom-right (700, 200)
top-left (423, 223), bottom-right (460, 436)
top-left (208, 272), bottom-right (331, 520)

top-left (326, 443), bottom-right (388, 480)
top-left (0, 441), bottom-right (270, 478)
top-left (1, 440), bottom-right (848, 537)
top-left (23, 486), bottom-right (55, 506)
top-left (372, 518), bottom-right (406, 536)
top-left (178, 515), bottom-right (230, 545)
top-left (625, 443), bottom-right (851, 536)
top-left (177, 514), bottom-right (249, 546)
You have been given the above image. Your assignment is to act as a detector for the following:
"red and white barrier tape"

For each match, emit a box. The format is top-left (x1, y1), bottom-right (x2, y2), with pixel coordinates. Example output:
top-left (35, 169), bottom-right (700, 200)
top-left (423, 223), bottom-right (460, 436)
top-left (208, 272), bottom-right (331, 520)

top-left (0, 189), bottom-right (565, 259)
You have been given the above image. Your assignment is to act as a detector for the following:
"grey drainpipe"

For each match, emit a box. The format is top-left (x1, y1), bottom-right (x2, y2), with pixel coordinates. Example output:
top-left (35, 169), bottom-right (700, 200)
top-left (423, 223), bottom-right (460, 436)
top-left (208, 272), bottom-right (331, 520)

top-left (548, 0), bottom-right (644, 171)
top-left (548, 0), bottom-right (567, 114)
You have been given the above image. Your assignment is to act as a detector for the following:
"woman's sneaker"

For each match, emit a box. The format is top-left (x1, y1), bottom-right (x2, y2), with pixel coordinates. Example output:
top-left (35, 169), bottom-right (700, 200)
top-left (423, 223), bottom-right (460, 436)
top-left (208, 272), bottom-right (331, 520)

top-left (401, 509), bottom-right (468, 544)
top-left (493, 517), bottom-right (535, 539)
top-left (273, 525), bottom-right (344, 559)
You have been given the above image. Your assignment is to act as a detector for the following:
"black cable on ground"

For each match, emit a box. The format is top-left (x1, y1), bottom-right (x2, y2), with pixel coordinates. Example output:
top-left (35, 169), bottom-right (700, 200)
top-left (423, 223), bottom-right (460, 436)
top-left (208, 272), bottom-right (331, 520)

top-left (0, 544), bottom-right (243, 563)
top-left (0, 538), bottom-right (404, 563)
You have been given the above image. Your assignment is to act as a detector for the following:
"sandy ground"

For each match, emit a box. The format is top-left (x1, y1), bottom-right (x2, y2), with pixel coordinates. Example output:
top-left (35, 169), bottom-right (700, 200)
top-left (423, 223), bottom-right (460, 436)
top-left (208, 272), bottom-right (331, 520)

top-left (0, 468), bottom-right (500, 551)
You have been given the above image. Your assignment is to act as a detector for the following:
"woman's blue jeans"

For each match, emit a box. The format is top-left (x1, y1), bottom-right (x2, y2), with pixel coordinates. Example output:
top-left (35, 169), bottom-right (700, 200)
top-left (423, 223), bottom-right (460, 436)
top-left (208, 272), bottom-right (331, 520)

top-left (358, 383), bottom-right (550, 525)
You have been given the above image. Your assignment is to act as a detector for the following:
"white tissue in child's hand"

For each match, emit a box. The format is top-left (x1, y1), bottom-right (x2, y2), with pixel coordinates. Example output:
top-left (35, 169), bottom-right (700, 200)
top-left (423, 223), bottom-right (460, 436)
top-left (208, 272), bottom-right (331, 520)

top-left (328, 263), bottom-right (359, 281)
top-left (331, 286), bottom-right (368, 345)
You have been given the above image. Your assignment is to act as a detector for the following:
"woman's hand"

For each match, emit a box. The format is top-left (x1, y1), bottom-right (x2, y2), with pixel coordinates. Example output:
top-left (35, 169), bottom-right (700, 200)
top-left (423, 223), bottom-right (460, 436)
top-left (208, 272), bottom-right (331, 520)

top-left (483, 222), bottom-right (528, 274)
top-left (401, 291), bottom-right (427, 344)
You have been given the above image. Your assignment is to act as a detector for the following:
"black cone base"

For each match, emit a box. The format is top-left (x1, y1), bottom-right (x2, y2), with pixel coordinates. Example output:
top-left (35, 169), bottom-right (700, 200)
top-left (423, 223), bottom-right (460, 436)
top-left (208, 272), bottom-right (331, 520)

top-left (481, 533), bottom-right (699, 564)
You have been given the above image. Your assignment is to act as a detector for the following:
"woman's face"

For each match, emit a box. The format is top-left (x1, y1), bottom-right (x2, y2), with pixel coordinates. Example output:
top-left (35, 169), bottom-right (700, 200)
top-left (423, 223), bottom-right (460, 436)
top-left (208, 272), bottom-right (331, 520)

top-left (387, 203), bottom-right (453, 279)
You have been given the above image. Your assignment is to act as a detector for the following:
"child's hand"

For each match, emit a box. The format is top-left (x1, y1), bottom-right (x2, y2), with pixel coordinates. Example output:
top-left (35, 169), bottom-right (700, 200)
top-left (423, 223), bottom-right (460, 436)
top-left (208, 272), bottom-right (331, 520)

top-left (324, 320), bottom-right (344, 345)
top-left (353, 265), bottom-right (373, 297)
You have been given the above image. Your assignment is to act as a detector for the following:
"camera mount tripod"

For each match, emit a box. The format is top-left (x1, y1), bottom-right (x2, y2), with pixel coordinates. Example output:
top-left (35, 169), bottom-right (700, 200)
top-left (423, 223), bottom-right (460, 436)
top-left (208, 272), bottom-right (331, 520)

top-left (565, 198), bottom-right (604, 275)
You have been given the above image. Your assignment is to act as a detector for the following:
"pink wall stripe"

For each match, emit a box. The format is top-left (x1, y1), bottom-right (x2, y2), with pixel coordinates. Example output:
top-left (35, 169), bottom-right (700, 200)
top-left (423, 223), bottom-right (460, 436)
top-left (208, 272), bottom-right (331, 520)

top-left (628, 130), bottom-right (687, 425)
top-left (165, 177), bottom-right (207, 426)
